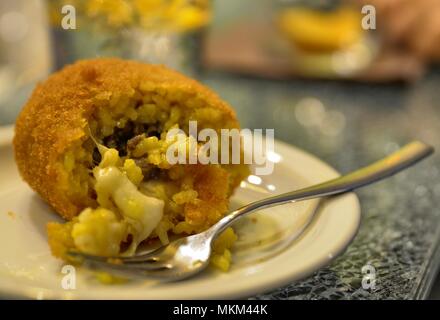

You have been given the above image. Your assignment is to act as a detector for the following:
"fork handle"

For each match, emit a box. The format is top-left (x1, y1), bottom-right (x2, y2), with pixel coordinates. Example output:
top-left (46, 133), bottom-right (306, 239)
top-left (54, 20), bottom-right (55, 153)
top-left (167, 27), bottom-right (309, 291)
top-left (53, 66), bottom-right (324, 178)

top-left (210, 141), bottom-right (434, 237)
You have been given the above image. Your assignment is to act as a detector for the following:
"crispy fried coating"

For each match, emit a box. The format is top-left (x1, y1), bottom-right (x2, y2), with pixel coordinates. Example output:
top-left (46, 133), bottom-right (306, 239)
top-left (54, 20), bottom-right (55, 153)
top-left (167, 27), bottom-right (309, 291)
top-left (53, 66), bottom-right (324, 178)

top-left (13, 58), bottom-right (240, 220)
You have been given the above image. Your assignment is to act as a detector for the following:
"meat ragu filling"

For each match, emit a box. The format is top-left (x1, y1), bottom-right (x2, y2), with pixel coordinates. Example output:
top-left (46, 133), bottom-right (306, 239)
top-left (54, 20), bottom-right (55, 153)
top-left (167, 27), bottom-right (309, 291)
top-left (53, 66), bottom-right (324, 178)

top-left (48, 85), bottom-right (248, 265)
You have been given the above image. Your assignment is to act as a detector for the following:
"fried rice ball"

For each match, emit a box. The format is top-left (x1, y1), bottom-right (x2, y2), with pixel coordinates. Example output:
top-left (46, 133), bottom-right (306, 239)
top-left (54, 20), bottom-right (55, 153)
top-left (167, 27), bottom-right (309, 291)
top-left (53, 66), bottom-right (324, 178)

top-left (13, 58), bottom-right (249, 256)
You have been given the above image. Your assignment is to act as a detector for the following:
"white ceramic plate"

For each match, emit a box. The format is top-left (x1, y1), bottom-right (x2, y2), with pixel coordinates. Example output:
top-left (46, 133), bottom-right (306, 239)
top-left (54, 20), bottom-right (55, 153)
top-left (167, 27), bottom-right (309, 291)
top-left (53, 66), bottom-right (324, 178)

top-left (0, 125), bottom-right (360, 299)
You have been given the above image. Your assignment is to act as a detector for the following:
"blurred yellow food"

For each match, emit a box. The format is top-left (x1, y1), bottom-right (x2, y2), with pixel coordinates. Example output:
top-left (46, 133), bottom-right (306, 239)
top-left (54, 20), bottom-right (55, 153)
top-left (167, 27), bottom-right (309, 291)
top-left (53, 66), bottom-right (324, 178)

top-left (50, 0), bottom-right (211, 32)
top-left (278, 7), bottom-right (363, 53)
top-left (134, 0), bottom-right (210, 31)
top-left (87, 0), bottom-right (134, 27)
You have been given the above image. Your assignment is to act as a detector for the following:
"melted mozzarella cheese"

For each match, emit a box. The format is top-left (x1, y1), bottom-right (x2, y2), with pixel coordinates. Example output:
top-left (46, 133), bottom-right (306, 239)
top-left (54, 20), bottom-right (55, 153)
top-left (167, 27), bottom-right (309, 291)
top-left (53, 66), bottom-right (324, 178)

top-left (93, 165), bottom-right (164, 254)
top-left (71, 146), bottom-right (164, 256)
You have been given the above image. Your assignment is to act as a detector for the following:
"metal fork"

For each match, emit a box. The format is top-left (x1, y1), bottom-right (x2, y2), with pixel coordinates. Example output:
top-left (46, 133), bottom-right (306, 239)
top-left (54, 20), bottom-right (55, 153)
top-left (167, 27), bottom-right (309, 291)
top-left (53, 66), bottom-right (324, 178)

top-left (67, 141), bottom-right (434, 281)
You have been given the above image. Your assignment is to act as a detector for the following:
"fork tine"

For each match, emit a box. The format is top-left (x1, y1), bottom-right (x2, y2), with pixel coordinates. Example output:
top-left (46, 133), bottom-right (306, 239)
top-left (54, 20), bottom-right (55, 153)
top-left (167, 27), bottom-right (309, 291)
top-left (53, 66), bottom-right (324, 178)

top-left (85, 258), bottom-right (172, 271)
top-left (66, 250), bottom-right (170, 270)
top-left (83, 259), bottom-right (174, 280)
top-left (66, 250), bottom-right (108, 263)
top-left (118, 249), bottom-right (164, 263)
top-left (121, 257), bottom-right (161, 264)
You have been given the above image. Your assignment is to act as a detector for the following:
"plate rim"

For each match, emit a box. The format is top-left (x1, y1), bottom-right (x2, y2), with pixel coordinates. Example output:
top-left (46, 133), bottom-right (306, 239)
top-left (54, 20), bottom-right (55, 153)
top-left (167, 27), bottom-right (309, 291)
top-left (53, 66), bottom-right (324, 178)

top-left (0, 126), bottom-right (361, 299)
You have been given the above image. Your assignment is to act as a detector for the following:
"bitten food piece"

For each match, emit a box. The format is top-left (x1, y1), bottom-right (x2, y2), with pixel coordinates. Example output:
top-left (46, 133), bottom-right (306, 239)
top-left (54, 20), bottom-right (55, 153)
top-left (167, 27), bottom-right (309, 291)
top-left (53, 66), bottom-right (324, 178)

top-left (14, 58), bottom-right (248, 264)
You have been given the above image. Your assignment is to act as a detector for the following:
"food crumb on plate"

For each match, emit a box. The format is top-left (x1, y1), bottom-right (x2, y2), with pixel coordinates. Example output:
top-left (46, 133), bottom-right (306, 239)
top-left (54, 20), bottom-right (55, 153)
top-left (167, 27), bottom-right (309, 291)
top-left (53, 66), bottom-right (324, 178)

top-left (6, 211), bottom-right (16, 219)
top-left (210, 227), bottom-right (238, 272)
top-left (94, 271), bottom-right (127, 285)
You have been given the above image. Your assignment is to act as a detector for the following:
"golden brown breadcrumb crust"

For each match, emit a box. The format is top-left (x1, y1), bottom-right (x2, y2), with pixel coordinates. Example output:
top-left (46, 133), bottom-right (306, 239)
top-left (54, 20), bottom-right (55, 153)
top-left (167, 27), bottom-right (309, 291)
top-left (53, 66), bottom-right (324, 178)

top-left (13, 58), bottom-right (239, 220)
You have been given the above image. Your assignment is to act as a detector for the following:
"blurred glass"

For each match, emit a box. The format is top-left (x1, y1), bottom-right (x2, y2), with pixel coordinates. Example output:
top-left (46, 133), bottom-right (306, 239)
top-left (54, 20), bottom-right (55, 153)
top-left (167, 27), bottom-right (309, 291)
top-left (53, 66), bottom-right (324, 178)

top-left (0, 0), bottom-right (52, 125)
top-left (48, 0), bottom-right (211, 75)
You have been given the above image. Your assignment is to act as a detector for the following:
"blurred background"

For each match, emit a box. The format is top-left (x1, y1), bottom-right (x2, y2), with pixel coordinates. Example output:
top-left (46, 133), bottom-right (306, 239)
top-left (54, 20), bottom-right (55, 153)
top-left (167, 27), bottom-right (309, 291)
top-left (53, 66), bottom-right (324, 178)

top-left (1, 0), bottom-right (440, 299)
top-left (2, 0), bottom-right (440, 123)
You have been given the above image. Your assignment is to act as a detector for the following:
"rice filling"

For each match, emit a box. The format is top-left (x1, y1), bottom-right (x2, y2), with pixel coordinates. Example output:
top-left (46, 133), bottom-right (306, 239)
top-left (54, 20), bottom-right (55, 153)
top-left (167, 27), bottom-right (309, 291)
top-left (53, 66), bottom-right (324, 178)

top-left (64, 89), bottom-right (242, 257)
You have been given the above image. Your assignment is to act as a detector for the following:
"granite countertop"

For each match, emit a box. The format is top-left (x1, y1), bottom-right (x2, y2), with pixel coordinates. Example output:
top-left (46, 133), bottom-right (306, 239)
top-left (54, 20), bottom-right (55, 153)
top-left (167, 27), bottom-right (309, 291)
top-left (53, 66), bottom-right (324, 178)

top-left (200, 70), bottom-right (440, 299)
